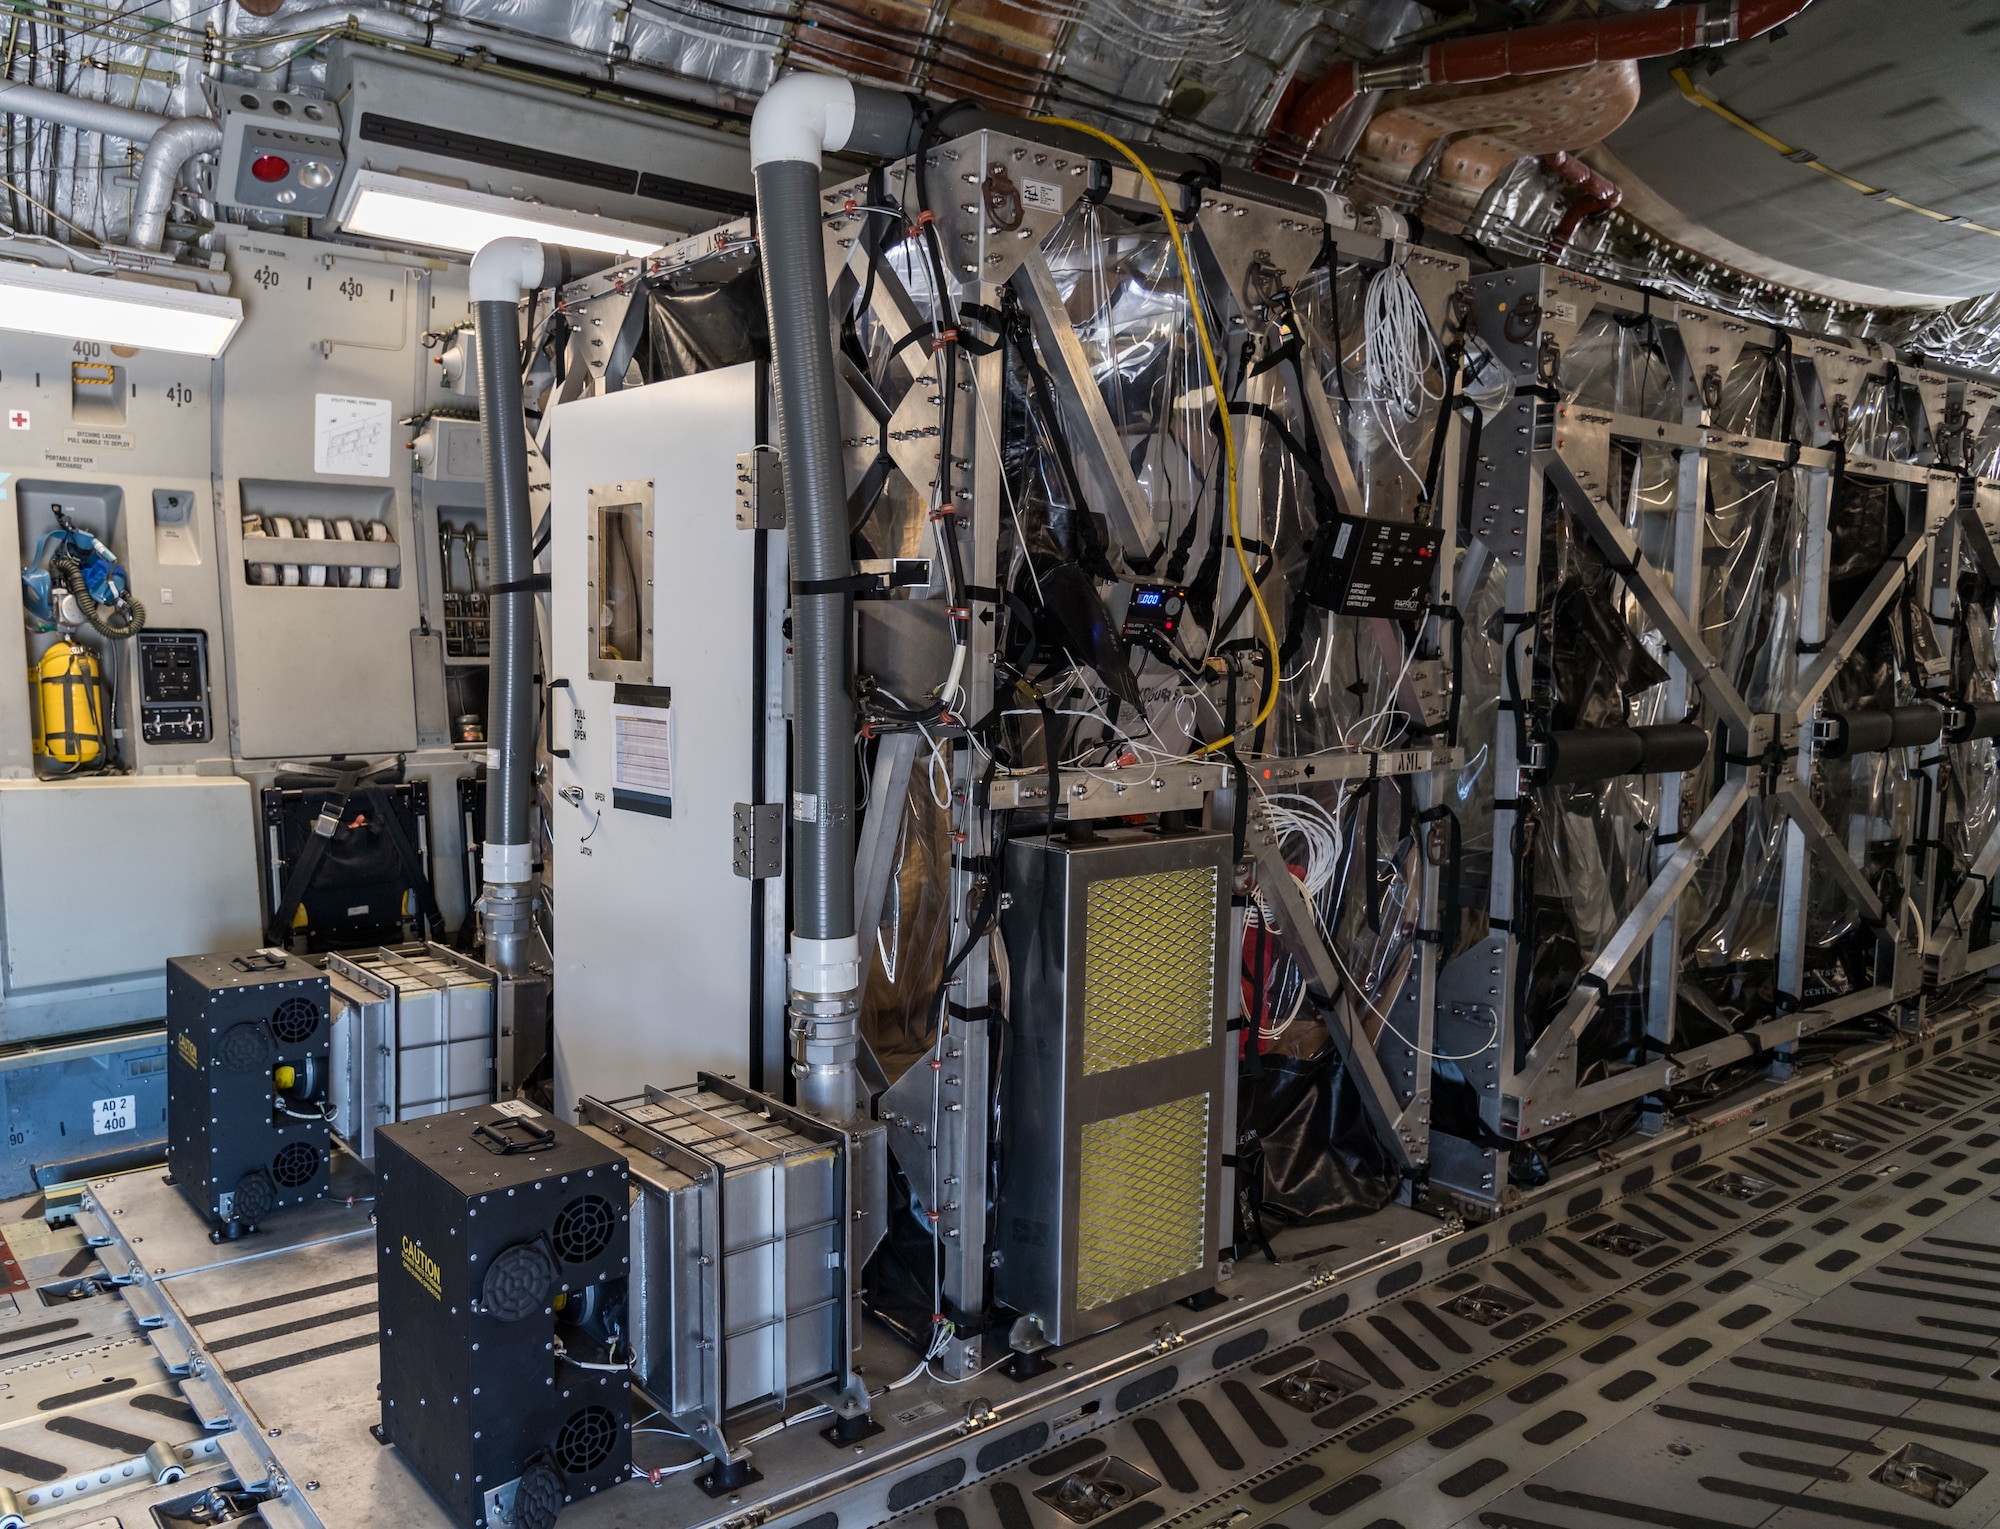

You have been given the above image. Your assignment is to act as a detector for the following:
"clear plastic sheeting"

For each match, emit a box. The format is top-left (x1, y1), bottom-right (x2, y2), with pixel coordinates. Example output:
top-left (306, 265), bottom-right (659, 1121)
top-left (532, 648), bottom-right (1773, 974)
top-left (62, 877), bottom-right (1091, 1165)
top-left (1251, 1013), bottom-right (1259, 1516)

top-left (1680, 793), bottom-right (1789, 1041)
top-left (1843, 372), bottom-right (1918, 462)
top-left (1041, 197), bottom-right (1221, 580)
top-left (1291, 259), bottom-right (1445, 523)
top-left (860, 739), bottom-right (954, 1072)
top-left (1560, 310), bottom-right (1680, 423)
top-left (1521, 506), bottom-right (1669, 1064)
top-left (1940, 561), bottom-right (2000, 957)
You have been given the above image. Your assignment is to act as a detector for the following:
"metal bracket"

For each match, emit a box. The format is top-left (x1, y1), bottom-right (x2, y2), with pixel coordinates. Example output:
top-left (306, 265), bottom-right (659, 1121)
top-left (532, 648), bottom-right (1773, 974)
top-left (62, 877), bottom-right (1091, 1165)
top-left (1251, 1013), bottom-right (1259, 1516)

top-left (734, 449), bottom-right (785, 530)
top-left (732, 802), bottom-right (784, 879)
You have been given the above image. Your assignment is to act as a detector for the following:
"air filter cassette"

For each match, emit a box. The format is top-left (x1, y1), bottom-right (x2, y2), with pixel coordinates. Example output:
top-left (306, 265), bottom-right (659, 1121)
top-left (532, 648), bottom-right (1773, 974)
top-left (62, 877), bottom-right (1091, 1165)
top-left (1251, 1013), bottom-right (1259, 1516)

top-left (994, 828), bottom-right (1232, 1345)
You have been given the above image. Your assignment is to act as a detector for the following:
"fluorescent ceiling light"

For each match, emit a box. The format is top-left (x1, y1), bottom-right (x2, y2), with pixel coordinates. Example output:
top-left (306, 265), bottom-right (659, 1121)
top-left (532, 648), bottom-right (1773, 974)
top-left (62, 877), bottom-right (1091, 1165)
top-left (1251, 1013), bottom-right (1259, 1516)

top-left (0, 262), bottom-right (242, 357)
top-left (336, 169), bottom-right (674, 258)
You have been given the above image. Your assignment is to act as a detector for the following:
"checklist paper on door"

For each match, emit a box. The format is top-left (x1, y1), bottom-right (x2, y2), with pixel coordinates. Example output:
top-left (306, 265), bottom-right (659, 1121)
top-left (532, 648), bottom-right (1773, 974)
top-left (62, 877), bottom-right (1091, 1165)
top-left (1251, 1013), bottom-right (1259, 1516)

top-left (611, 683), bottom-right (673, 817)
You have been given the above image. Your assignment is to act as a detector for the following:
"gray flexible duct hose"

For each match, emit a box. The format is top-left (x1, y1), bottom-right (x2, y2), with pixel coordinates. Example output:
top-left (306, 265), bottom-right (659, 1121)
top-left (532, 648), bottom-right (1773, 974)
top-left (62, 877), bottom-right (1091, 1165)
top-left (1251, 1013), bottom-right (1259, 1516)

top-left (475, 295), bottom-right (534, 862)
top-left (751, 74), bottom-right (916, 1121)
top-left (127, 116), bottom-right (222, 252)
top-left (756, 154), bottom-right (856, 947)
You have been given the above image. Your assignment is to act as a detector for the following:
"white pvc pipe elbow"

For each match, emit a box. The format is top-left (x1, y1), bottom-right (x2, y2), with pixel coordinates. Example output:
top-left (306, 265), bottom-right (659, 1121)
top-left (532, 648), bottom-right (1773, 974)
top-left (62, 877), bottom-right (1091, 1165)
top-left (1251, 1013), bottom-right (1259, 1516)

top-left (749, 72), bottom-right (858, 170)
top-left (469, 237), bottom-right (547, 302)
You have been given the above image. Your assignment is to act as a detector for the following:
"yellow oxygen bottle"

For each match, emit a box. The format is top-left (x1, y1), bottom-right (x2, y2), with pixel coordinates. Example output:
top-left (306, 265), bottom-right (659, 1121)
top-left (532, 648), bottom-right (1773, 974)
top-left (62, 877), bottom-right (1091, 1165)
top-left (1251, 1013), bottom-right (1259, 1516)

top-left (32, 638), bottom-right (106, 771)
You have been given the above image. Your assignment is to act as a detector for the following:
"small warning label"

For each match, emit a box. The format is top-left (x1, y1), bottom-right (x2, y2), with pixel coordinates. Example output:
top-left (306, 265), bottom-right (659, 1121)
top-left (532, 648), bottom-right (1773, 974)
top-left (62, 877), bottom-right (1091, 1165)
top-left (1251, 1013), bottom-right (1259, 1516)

top-left (402, 1236), bottom-right (443, 1300)
top-left (63, 428), bottom-right (132, 451)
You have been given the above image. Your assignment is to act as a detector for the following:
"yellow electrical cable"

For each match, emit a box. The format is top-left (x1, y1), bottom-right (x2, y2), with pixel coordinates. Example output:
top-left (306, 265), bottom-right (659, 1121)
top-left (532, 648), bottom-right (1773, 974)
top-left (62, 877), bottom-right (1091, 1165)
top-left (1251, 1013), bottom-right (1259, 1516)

top-left (1670, 67), bottom-right (2000, 240)
top-left (1034, 115), bottom-right (1280, 753)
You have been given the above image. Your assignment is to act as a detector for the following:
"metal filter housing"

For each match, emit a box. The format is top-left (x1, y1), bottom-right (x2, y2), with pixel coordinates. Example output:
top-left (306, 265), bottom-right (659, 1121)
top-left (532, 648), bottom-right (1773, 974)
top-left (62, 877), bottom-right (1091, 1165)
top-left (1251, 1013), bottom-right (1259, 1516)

top-left (996, 828), bottom-right (1232, 1344)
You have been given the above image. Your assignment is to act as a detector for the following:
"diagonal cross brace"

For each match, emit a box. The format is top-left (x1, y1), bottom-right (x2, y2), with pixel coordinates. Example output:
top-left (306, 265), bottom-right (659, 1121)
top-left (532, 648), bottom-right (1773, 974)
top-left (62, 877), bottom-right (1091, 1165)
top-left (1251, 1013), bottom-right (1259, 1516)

top-left (1770, 781), bottom-right (1885, 926)
top-left (1543, 432), bottom-right (1759, 738)
top-left (1009, 248), bottom-right (1161, 564)
top-left (1512, 774), bottom-right (1749, 1099)
top-left (1932, 817), bottom-right (2000, 958)
top-left (1784, 523), bottom-right (1930, 721)
top-left (1247, 813), bottom-right (1420, 1171)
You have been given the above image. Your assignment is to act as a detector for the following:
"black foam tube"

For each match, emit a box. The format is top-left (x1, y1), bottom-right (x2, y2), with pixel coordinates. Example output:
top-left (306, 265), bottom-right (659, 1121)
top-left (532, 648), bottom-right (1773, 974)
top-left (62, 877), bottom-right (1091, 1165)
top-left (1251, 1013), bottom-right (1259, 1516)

top-left (1946, 699), bottom-right (2000, 744)
top-left (1542, 723), bottom-right (1710, 784)
top-left (1823, 703), bottom-right (1943, 758)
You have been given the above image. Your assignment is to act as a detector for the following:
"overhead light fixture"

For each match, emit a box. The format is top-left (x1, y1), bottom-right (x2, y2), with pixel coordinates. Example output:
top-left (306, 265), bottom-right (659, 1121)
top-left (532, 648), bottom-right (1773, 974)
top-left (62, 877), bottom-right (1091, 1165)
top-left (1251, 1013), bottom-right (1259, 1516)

top-left (0, 262), bottom-right (243, 357)
top-left (335, 169), bottom-right (674, 258)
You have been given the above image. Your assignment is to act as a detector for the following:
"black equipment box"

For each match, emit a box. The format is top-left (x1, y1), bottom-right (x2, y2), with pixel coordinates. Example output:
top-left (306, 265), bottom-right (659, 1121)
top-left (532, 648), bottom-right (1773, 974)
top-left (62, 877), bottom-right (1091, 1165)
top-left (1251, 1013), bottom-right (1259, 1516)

top-left (166, 949), bottom-right (330, 1236)
top-left (1304, 514), bottom-right (1441, 617)
top-left (376, 1104), bottom-right (630, 1529)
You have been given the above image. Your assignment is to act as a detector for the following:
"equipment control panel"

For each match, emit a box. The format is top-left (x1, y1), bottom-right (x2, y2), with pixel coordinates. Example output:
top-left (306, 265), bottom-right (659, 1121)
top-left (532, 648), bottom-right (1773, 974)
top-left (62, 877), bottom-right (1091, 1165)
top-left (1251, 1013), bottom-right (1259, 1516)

top-left (1122, 583), bottom-right (1207, 671)
top-left (137, 630), bottom-right (212, 743)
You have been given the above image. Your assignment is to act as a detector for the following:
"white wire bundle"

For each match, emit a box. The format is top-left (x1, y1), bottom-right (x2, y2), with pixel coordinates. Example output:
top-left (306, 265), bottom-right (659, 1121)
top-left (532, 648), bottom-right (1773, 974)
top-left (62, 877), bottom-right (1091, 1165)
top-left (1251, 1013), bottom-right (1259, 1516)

top-left (1254, 790), bottom-right (1346, 904)
top-left (1363, 259), bottom-right (1446, 484)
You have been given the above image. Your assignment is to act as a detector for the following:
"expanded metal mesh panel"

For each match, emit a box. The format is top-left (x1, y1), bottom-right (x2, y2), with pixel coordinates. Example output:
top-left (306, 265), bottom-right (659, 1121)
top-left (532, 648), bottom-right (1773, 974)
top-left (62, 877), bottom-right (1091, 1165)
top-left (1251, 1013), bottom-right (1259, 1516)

top-left (1082, 866), bottom-right (1218, 1075)
top-left (1075, 1092), bottom-right (1210, 1311)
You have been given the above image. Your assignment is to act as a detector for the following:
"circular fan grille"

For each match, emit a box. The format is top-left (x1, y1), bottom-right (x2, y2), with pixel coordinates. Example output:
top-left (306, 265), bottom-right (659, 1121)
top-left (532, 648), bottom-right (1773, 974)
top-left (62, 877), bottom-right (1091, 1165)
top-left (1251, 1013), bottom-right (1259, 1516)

top-left (233, 1170), bottom-right (275, 1225)
top-left (270, 997), bottom-right (320, 1045)
top-left (218, 1022), bottom-right (273, 1074)
top-left (272, 1140), bottom-right (320, 1189)
top-left (551, 1194), bottom-right (616, 1264)
top-left (554, 1405), bottom-right (619, 1476)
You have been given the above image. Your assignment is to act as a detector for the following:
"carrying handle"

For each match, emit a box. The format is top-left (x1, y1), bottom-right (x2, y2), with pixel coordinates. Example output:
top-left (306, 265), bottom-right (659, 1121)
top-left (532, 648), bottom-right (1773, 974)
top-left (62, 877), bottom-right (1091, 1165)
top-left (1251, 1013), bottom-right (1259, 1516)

top-left (474, 1117), bottom-right (556, 1155)
top-left (545, 677), bottom-right (573, 760)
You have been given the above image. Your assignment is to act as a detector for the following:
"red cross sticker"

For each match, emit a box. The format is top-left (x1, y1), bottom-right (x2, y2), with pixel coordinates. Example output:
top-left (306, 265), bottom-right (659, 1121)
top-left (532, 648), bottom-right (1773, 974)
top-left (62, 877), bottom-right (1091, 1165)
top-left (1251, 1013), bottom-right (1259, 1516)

top-left (6, 411), bottom-right (27, 430)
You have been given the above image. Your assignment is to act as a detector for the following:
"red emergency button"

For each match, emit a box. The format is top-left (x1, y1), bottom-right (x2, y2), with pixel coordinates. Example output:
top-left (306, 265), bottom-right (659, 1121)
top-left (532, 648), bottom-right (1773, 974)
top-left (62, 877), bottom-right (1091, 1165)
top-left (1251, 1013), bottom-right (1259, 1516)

top-left (251, 154), bottom-right (291, 182)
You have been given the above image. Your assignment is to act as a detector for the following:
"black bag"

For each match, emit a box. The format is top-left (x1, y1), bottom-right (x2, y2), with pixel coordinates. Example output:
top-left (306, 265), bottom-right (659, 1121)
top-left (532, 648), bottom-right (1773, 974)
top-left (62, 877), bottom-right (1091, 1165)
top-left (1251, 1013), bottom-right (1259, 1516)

top-left (1235, 1047), bottom-right (1397, 1248)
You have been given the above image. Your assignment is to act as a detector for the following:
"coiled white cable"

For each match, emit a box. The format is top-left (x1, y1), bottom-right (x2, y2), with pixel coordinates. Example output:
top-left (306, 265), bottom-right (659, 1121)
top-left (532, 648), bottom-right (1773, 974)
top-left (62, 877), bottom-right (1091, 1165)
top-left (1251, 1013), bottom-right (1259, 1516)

top-left (1364, 259), bottom-right (1446, 484)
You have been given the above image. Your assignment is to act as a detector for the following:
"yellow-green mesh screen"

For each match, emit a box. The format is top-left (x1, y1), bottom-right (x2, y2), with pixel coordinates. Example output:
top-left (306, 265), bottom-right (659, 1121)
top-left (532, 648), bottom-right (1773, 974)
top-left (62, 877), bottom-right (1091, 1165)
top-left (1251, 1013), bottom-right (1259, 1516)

top-left (1075, 1093), bottom-right (1209, 1311)
top-left (1082, 866), bottom-right (1217, 1075)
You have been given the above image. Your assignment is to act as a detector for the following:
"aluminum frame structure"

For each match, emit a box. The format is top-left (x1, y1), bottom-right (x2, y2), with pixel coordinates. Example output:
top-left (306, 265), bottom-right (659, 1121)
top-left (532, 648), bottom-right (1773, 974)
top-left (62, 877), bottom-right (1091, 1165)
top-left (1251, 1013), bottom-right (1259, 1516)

top-left (1927, 377), bottom-right (2000, 988)
top-left (540, 126), bottom-right (1472, 1378)
top-left (1433, 263), bottom-right (1966, 1218)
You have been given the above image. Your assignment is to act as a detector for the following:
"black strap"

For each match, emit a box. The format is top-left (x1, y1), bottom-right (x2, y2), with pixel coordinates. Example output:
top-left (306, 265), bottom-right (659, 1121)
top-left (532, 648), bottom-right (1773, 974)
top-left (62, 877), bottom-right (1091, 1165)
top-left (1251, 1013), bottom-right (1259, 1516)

top-left (490, 572), bottom-right (551, 596)
top-left (360, 783), bottom-right (452, 942)
top-left (600, 283), bottom-right (649, 395)
top-left (794, 573), bottom-right (882, 597)
top-left (265, 767), bottom-right (364, 944)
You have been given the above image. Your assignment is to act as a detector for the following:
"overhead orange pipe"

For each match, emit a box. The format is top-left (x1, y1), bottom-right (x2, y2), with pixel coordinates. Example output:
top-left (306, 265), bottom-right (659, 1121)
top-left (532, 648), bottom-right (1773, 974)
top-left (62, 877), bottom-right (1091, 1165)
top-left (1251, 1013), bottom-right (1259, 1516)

top-left (1260, 0), bottom-right (1814, 180)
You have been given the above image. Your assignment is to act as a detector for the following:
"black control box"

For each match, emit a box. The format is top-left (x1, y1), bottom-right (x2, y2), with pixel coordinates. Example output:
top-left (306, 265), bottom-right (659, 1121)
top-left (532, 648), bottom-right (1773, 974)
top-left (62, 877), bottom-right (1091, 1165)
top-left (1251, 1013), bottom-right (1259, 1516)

top-left (166, 950), bottom-right (330, 1238)
top-left (377, 1105), bottom-right (630, 1529)
top-left (136, 630), bottom-right (210, 743)
top-left (1303, 515), bottom-right (1441, 618)
top-left (1122, 582), bottom-right (1206, 670)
